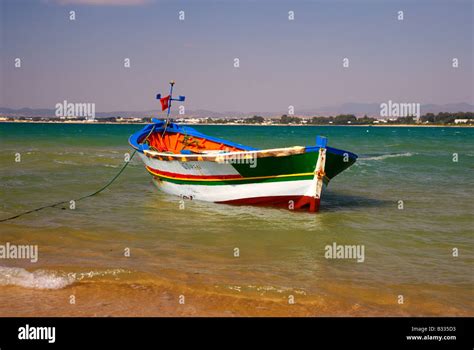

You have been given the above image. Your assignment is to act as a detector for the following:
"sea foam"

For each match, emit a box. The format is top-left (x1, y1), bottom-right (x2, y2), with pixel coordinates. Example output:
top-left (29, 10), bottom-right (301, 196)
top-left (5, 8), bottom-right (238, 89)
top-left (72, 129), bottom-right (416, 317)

top-left (0, 266), bottom-right (130, 290)
top-left (0, 266), bottom-right (74, 290)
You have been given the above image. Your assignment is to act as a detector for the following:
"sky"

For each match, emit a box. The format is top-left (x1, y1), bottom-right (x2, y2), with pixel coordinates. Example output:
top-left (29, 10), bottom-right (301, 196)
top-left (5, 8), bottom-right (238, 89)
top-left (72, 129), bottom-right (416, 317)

top-left (1, 0), bottom-right (473, 113)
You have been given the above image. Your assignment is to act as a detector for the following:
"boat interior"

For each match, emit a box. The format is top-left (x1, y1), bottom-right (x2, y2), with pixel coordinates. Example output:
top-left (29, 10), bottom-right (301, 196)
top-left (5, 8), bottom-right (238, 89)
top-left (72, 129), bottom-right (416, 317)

top-left (143, 127), bottom-right (253, 155)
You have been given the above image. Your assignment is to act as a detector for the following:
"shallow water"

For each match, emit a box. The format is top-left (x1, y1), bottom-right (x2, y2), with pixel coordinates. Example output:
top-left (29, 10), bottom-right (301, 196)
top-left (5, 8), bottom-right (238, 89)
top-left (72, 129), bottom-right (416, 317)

top-left (0, 123), bottom-right (472, 316)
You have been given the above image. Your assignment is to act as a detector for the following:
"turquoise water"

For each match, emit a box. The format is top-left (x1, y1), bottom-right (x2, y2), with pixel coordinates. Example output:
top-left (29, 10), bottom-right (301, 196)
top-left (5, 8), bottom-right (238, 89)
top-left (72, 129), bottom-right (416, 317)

top-left (0, 123), bottom-right (473, 315)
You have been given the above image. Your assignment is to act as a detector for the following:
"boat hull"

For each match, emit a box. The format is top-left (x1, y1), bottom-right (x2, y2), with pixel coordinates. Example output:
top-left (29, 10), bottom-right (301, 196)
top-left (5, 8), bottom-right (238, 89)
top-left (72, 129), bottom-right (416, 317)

top-left (138, 151), bottom-right (330, 211)
top-left (130, 120), bottom-right (357, 212)
top-left (152, 174), bottom-right (315, 205)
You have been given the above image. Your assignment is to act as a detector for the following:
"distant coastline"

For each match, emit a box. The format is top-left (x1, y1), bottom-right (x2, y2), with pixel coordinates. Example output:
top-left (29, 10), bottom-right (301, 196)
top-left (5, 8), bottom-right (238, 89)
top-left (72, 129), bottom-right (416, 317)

top-left (1, 111), bottom-right (473, 127)
top-left (1, 120), bottom-right (473, 127)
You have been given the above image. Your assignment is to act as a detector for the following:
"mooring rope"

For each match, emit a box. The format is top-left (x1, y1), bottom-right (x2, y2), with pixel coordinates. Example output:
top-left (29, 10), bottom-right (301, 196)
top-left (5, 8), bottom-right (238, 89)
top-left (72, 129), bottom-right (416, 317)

top-left (0, 150), bottom-right (137, 223)
top-left (0, 123), bottom-right (157, 223)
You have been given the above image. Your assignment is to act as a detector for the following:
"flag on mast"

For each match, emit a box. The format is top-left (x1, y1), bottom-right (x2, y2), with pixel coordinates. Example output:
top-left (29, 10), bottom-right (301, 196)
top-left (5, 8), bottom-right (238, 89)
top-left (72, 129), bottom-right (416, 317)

top-left (159, 95), bottom-right (171, 111)
top-left (156, 81), bottom-right (185, 116)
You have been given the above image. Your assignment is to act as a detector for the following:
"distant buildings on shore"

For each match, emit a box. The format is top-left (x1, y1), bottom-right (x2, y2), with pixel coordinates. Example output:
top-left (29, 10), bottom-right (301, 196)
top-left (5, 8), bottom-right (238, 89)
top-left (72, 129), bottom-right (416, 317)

top-left (0, 116), bottom-right (145, 123)
top-left (1, 112), bottom-right (473, 125)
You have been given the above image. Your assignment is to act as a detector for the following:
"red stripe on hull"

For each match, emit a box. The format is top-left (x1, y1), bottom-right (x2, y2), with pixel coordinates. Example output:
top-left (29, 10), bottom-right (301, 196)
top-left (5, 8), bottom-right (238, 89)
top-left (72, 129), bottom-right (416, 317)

top-left (217, 195), bottom-right (321, 212)
top-left (146, 166), bottom-right (243, 180)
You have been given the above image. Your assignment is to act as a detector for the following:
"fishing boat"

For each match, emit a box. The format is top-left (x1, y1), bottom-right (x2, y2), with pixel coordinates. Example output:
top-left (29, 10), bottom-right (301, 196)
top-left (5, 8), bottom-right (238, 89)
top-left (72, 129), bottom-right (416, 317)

top-left (129, 82), bottom-right (357, 212)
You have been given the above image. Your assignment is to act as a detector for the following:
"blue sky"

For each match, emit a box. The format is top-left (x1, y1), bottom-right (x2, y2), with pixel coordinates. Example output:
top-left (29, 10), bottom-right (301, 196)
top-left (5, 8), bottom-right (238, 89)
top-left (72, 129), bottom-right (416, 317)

top-left (1, 0), bottom-right (472, 112)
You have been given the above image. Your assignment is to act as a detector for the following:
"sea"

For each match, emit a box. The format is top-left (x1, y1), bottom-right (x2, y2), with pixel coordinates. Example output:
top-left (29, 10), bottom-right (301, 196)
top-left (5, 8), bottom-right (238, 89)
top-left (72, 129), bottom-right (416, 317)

top-left (0, 122), bottom-right (472, 316)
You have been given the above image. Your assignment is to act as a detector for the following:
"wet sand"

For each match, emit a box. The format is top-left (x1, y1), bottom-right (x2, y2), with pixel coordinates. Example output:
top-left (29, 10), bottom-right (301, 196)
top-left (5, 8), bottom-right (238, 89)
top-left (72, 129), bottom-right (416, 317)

top-left (1, 274), bottom-right (470, 317)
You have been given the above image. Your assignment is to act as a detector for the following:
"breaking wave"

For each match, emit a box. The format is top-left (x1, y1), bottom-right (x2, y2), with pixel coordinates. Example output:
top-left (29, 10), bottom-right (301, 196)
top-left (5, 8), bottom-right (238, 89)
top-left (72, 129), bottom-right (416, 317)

top-left (0, 266), bottom-right (73, 289)
top-left (0, 266), bottom-right (129, 290)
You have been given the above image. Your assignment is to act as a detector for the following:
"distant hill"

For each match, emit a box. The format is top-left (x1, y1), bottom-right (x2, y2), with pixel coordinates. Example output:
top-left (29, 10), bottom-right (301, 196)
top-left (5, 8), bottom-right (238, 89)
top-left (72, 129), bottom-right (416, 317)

top-left (1, 103), bottom-right (473, 119)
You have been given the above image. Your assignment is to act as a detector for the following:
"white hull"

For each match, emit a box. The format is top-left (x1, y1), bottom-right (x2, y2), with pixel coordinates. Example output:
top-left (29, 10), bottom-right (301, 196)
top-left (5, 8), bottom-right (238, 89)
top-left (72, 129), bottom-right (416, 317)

top-left (152, 177), bottom-right (315, 203)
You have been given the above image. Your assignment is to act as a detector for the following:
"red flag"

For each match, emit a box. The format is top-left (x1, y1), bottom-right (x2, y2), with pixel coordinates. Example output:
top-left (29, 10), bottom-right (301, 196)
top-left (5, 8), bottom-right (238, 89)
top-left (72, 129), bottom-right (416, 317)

top-left (160, 95), bottom-right (171, 111)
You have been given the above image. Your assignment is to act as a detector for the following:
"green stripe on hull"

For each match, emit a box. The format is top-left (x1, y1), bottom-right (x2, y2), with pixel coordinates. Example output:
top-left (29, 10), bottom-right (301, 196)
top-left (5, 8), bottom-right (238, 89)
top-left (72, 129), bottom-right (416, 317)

top-left (232, 152), bottom-right (318, 177)
top-left (325, 151), bottom-right (356, 179)
top-left (232, 150), bottom-right (355, 179)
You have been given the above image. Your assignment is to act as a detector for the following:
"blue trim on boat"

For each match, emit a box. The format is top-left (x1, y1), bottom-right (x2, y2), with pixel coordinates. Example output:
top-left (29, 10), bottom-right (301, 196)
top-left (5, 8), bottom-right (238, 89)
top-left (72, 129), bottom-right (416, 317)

top-left (129, 119), bottom-right (358, 160)
top-left (316, 136), bottom-right (328, 148)
top-left (306, 146), bottom-right (358, 160)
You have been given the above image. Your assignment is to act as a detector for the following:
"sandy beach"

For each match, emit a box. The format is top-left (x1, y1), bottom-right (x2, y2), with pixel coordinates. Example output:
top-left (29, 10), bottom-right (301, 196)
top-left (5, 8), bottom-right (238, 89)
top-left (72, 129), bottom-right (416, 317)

top-left (1, 272), bottom-right (470, 317)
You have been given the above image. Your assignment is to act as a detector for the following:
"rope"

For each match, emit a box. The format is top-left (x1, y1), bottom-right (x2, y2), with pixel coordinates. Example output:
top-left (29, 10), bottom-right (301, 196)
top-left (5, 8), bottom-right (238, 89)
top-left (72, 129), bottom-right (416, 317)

top-left (0, 123), bottom-right (157, 223)
top-left (0, 150), bottom-right (137, 223)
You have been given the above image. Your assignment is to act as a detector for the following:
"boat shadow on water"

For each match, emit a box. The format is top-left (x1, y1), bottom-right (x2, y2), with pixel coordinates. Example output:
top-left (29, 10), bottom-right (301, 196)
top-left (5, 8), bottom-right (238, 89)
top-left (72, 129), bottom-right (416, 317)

top-left (320, 191), bottom-right (390, 212)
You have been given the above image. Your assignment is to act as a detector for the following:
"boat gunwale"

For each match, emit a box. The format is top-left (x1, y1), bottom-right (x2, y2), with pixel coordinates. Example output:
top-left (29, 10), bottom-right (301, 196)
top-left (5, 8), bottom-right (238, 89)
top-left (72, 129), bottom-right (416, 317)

top-left (142, 146), bottom-right (308, 161)
top-left (128, 120), bottom-right (359, 162)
